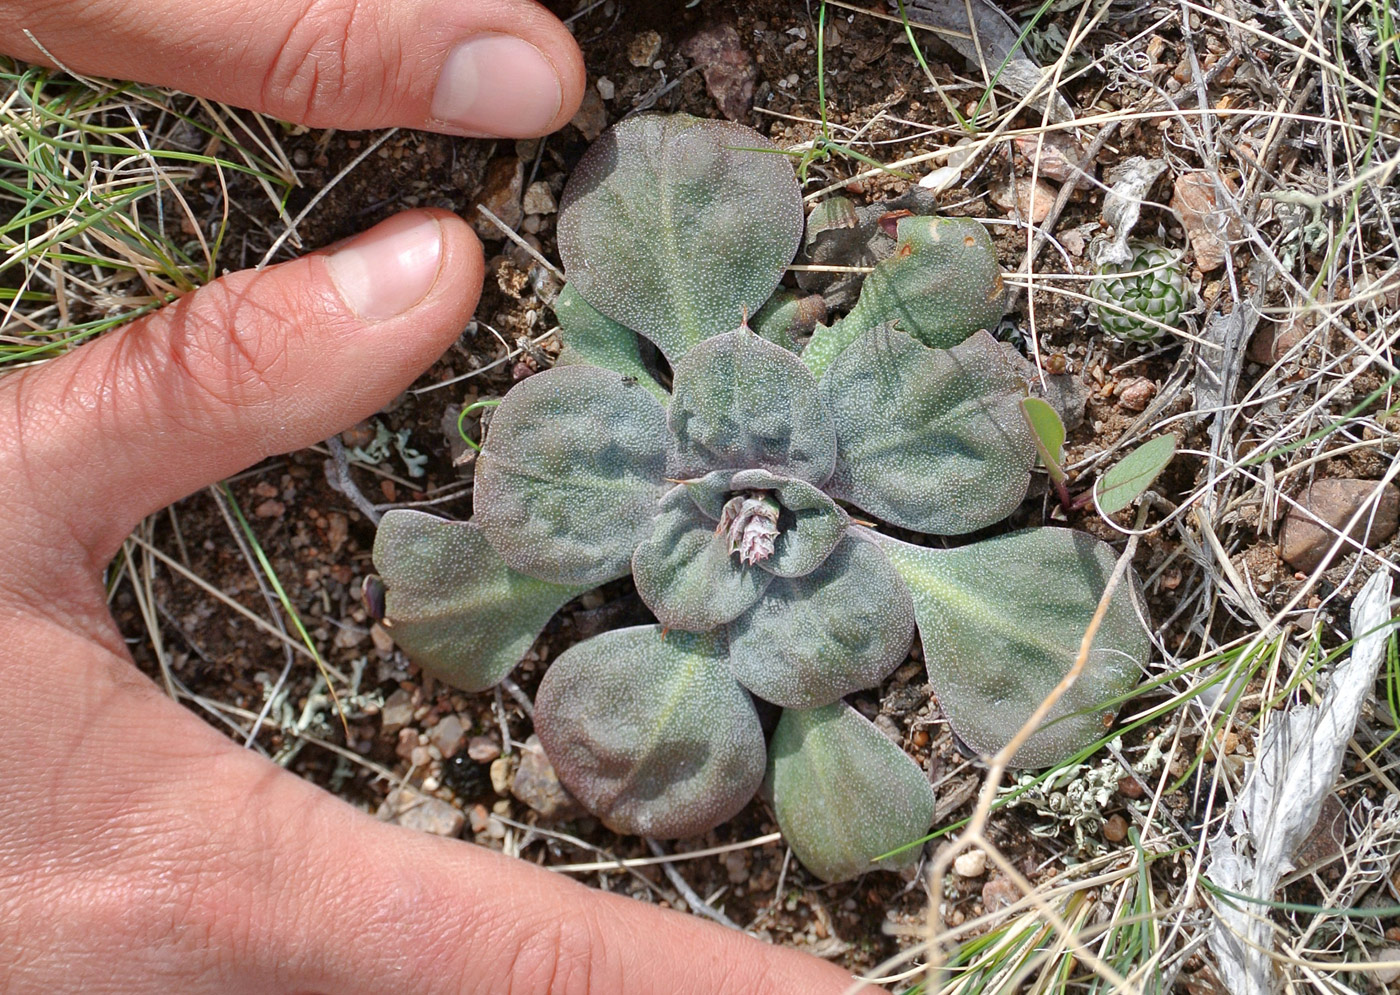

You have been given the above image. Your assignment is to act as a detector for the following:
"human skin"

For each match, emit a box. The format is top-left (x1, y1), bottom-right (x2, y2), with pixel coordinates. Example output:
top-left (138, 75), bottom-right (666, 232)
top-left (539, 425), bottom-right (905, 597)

top-left (0, 2), bottom-right (883, 992)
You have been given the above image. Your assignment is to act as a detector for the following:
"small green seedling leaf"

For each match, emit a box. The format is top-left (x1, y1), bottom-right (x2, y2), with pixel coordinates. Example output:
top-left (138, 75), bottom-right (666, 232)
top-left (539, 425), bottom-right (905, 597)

top-left (1020, 396), bottom-right (1067, 484)
top-left (1095, 434), bottom-right (1177, 515)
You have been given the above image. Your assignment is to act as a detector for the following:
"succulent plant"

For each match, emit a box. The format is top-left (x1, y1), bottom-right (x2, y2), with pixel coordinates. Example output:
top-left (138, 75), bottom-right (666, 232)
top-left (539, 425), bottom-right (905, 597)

top-left (1090, 239), bottom-right (1190, 342)
top-left (370, 114), bottom-right (1151, 883)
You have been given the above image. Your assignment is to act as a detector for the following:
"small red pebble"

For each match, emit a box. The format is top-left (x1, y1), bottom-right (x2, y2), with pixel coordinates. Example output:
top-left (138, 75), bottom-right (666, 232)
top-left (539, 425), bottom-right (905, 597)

top-left (1103, 814), bottom-right (1129, 842)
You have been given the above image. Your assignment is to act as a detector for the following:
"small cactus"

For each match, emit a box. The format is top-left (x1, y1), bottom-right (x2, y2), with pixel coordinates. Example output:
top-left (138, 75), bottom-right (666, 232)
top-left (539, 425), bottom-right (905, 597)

top-left (1091, 240), bottom-right (1189, 343)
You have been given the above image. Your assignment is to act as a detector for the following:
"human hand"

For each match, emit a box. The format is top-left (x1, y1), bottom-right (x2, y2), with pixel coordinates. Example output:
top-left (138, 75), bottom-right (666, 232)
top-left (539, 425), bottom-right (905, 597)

top-left (0, 3), bottom-right (882, 992)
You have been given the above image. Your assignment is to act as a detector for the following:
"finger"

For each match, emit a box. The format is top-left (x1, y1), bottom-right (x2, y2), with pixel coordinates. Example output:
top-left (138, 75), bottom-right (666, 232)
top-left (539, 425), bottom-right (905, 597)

top-left (1, 616), bottom-right (882, 995)
top-left (0, 209), bottom-right (481, 569)
top-left (0, 0), bottom-right (584, 138)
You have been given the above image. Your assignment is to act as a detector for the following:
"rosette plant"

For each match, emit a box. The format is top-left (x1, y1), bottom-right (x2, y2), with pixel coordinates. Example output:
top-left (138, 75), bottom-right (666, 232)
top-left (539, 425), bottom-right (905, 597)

top-left (370, 115), bottom-right (1150, 883)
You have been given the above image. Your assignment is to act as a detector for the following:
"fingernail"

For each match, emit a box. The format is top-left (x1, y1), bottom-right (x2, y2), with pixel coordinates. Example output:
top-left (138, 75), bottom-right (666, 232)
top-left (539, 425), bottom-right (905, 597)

top-left (430, 33), bottom-right (562, 137)
top-left (326, 214), bottom-right (443, 321)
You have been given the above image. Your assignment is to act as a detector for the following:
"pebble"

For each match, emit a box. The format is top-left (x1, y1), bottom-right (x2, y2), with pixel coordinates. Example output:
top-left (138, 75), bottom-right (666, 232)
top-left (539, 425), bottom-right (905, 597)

top-left (521, 180), bottom-right (557, 216)
top-left (380, 688), bottom-right (414, 733)
top-left (1373, 951), bottom-right (1400, 985)
top-left (254, 499), bottom-right (285, 518)
top-left (1247, 320), bottom-right (1308, 364)
top-left (510, 735), bottom-right (582, 819)
top-left (595, 76), bottom-right (615, 101)
top-left (470, 156), bottom-right (523, 240)
top-left (427, 713), bottom-right (467, 758)
top-left (628, 30), bottom-right (663, 68)
top-left (395, 727), bottom-right (417, 761)
top-left (1278, 478), bottom-right (1400, 572)
top-left (1117, 376), bottom-right (1157, 412)
top-left (489, 756), bottom-right (513, 796)
top-left (981, 874), bottom-right (1020, 914)
top-left (409, 745), bottom-right (433, 769)
top-left (370, 623), bottom-right (396, 655)
top-left (377, 787), bottom-right (464, 837)
top-left (991, 177), bottom-right (1058, 223)
top-left (1103, 814), bottom-right (1129, 843)
top-left (953, 848), bottom-right (987, 877)
top-left (570, 88), bottom-right (608, 141)
top-left (467, 735), bottom-right (501, 763)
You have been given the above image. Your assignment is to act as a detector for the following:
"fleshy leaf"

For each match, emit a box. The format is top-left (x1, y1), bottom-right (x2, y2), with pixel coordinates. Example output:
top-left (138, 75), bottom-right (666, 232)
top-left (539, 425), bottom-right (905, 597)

top-left (877, 527), bottom-right (1149, 768)
top-left (554, 283), bottom-right (668, 403)
top-left (804, 215), bottom-right (1008, 378)
top-left (727, 535), bottom-right (914, 708)
top-left (475, 364), bottom-right (670, 586)
top-left (535, 625), bottom-right (766, 839)
top-left (371, 512), bottom-right (590, 692)
top-left (767, 702), bottom-right (936, 882)
top-left (1096, 434), bottom-right (1177, 515)
top-left (751, 290), bottom-right (827, 353)
top-left (819, 327), bottom-right (1036, 534)
top-left (632, 485), bottom-right (771, 631)
top-left (557, 114), bottom-right (804, 362)
top-left (669, 329), bottom-right (837, 484)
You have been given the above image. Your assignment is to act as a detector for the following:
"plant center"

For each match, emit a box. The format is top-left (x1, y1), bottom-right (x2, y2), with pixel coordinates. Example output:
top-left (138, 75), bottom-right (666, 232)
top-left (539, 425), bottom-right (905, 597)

top-left (716, 490), bottom-right (782, 567)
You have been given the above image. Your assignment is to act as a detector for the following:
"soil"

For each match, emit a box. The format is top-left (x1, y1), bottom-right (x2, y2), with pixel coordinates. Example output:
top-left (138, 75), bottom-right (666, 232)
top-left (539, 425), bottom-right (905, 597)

top-left (112, 0), bottom-right (1400, 983)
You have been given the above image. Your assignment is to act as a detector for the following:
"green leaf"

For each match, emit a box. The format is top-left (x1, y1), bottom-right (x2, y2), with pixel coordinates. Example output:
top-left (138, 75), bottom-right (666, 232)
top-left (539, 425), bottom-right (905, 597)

top-left (372, 512), bottom-right (590, 691)
top-left (1020, 396), bottom-right (1067, 483)
top-left (535, 625), bottom-right (766, 839)
top-left (557, 114), bottom-right (804, 363)
top-left (475, 364), bottom-right (670, 586)
top-left (632, 485), bottom-right (772, 631)
top-left (669, 329), bottom-right (838, 484)
top-left (1095, 434), bottom-right (1177, 515)
top-left (750, 290), bottom-right (827, 353)
top-left (767, 701), bottom-right (935, 882)
top-left (819, 327), bottom-right (1036, 534)
top-left (877, 528), bottom-right (1149, 768)
top-left (553, 283), bottom-right (668, 403)
top-left (726, 535), bottom-right (914, 708)
top-left (804, 215), bottom-right (1007, 378)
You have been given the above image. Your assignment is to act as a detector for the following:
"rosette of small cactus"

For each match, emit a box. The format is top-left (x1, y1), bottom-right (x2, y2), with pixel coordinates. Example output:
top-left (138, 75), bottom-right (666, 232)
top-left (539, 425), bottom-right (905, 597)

top-left (370, 114), bottom-right (1150, 883)
top-left (1090, 239), bottom-right (1190, 342)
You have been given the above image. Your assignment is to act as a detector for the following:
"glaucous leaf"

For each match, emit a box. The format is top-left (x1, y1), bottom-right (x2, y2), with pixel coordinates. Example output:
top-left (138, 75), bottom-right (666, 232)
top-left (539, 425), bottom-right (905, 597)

top-left (804, 215), bottom-right (1008, 377)
top-left (553, 283), bottom-right (668, 403)
top-left (877, 527), bottom-right (1149, 768)
top-left (766, 702), bottom-right (936, 883)
top-left (475, 364), bottom-right (670, 587)
top-left (751, 290), bottom-right (827, 353)
top-left (819, 327), bottom-right (1035, 534)
top-left (669, 329), bottom-right (837, 484)
top-left (632, 485), bottom-right (771, 631)
top-left (535, 626), bottom-right (766, 839)
top-left (727, 535), bottom-right (914, 708)
top-left (557, 114), bottom-right (804, 362)
top-left (371, 512), bottom-right (590, 691)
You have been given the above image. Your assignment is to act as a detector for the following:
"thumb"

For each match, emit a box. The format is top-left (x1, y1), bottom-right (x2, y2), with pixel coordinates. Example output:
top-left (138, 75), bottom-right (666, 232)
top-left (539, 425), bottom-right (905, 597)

top-left (0, 0), bottom-right (584, 138)
top-left (0, 209), bottom-right (482, 574)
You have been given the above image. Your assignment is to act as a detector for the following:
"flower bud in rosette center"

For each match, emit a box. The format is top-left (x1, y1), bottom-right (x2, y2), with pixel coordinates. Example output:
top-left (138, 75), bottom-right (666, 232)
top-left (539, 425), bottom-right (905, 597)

top-left (717, 490), bottom-right (783, 566)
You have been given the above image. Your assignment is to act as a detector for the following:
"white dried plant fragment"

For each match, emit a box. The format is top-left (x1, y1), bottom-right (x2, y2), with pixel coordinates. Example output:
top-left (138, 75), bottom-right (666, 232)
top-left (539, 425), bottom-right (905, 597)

top-left (1206, 570), bottom-right (1396, 995)
top-left (718, 491), bottom-right (782, 566)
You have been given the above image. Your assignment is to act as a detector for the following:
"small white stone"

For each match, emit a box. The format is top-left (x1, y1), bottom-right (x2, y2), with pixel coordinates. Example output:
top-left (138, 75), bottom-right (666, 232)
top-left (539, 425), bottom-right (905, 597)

top-left (595, 76), bottom-right (615, 101)
top-left (521, 181), bottom-right (556, 216)
top-left (954, 848), bottom-right (987, 878)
